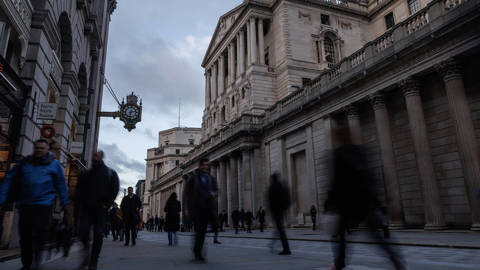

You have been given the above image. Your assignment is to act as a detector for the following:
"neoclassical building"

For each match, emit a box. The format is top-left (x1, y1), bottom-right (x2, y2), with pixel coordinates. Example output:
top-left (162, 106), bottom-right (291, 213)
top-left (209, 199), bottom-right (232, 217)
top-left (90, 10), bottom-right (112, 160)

top-left (161, 0), bottom-right (479, 229)
top-left (0, 0), bottom-right (116, 248)
top-left (144, 127), bottom-right (201, 220)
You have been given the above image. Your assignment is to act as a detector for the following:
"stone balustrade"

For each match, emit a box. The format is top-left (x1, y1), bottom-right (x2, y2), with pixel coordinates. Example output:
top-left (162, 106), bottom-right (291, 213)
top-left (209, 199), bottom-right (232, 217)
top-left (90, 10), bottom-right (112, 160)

top-left (405, 10), bottom-right (429, 35)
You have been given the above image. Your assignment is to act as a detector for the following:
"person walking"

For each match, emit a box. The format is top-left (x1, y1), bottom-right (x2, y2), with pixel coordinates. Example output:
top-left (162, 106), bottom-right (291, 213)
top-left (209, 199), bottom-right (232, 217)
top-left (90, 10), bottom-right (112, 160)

top-left (120, 187), bottom-right (142, 246)
top-left (324, 127), bottom-right (405, 270)
top-left (76, 150), bottom-right (119, 270)
top-left (310, 205), bottom-right (317, 231)
top-left (164, 192), bottom-right (181, 246)
top-left (232, 208), bottom-right (240, 234)
top-left (183, 158), bottom-right (220, 262)
top-left (268, 173), bottom-right (291, 255)
top-left (240, 208), bottom-right (246, 230)
top-left (109, 203), bottom-right (121, 241)
top-left (154, 216), bottom-right (159, 232)
top-left (0, 139), bottom-right (70, 270)
top-left (218, 210), bottom-right (225, 232)
top-left (256, 207), bottom-right (266, 232)
top-left (245, 209), bottom-right (254, 233)
top-left (159, 216), bottom-right (165, 232)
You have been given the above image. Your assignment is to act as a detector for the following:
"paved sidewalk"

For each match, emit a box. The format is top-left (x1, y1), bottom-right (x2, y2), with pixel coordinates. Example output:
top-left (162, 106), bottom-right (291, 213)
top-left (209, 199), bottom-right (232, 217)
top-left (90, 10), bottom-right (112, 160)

top-left (180, 228), bottom-right (480, 249)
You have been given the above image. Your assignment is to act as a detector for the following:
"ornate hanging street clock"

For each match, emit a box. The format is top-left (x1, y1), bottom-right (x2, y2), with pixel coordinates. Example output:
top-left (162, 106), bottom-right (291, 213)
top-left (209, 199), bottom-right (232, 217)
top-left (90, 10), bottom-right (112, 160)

top-left (98, 91), bottom-right (142, 132)
top-left (119, 92), bottom-right (142, 131)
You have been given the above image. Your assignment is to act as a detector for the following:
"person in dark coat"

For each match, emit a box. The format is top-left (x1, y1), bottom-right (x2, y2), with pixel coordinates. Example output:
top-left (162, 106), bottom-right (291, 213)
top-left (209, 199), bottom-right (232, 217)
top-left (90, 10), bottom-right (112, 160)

top-left (256, 206), bottom-right (266, 232)
top-left (120, 186), bottom-right (142, 246)
top-left (268, 173), bottom-right (291, 255)
top-left (159, 216), bottom-right (165, 232)
top-left (154, 216), bottom-right (159, 232)
top-left (109, 203), bottom-right (121, 241)
top-left (0, 140), bottom-right (70, 270)
top-left (164, 192), bottom-right (181, 246)
top-left (77, 150), bottom-right (119, 270)
top-left (310, 205), bottom-right (317, 231)
top-left (232, 208), bottom-right (240, 234)
top-left (324, 127), bottom-right (405, 270)
top-left (239, 208), bottom-right (246, 230)
top-left (183, 158), bottom-right (220, 262)
top-left (218, 210), bottom-right (226, 232)
top-left (245, 209), bottom-right (255, 233)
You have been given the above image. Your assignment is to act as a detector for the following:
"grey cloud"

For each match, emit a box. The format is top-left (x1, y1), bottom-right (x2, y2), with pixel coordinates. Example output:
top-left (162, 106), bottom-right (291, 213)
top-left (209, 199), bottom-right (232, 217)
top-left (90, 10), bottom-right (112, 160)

top-left (99, 143), bottom-right (145, 177)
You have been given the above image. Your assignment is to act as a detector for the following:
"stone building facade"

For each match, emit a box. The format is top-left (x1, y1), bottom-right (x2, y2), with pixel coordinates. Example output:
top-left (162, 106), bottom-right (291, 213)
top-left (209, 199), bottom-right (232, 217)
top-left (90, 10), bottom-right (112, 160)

top-left (144, 127), bottom-right (201, 220)
top-left (158, 0), bottom-right (480, 230)
top-left (0, 0), bottom-right (116, 248)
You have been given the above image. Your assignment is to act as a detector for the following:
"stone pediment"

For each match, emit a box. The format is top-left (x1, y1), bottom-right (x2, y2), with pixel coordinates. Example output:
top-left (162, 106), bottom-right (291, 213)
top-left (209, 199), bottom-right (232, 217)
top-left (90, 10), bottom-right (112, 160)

top-left (202, 3), bottom-right (247, 67)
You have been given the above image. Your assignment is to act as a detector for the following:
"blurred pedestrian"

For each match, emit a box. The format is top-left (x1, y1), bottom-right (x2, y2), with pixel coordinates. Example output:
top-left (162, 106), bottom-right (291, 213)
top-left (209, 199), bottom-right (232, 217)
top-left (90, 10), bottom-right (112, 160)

top-left (310, 205), bottom-right (317, 231)
top-left (245, 209), bottom-right (254, 233)
top-left (76, 150), bottom-right (119, 270)
top-left (256, 206), bottom-right (266, 232)
top-left (240, 208), bottom-right (246, 230)
top-left (159, 216), bottom-right (165, 232)
top-left (154, 215), bottom-right (159, 232)
top-left (324, 127), bottom-right (405, 270)
top-left (183, 158), bottom-right (220, 262)
top-left (164, 192), bottom-right (181, 246)
top-left (109, 203), bottom-right (121, 241)
top-left (232, 208), bottom-right (240, 234)
top-left (0, 139), bottom-right (70, 270)
top-left (268, 173), bottom-right (291, 255)
top-left (120, 187), bottom-right (142, 246)
top-left (218, 210), bottom-right (226, 232)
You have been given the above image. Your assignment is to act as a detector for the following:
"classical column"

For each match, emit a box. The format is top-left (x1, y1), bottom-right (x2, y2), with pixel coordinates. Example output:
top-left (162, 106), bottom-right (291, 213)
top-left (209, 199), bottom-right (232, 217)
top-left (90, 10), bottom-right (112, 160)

top-left (204, 72), bottom-right (210, 106)
top-left (345, 105), bottom-right (362, 145)
top-left (435, 59), bottom-right (480, 230)
top-left (229, 154), bottom-right (239, 211)
top-left (228, 43), bottom-right (234, 85)
top-left (258, 18), bottom-right (265, 65)
top-left (249, 18), bottom-right (257, 64)
top-left (212, 62), bottom-right (218, 102)
top-left (400, 77), bottom-right (446, 229)
top-left (218, 55), bottom-right (225, 95)
top-left (219, 159), bottom-right (228, 215)
top-left (242, 149), bottom-right (253, 211)
top-left (246, 23), bottom-right (251, 67)
top-left (371, 93), bottom-right (405, 228)
top-left (239, 29), bottom-right (245, 74)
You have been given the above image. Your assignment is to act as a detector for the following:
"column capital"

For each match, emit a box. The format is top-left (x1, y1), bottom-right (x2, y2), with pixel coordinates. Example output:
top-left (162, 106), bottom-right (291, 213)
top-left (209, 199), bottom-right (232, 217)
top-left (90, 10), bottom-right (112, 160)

top-left (344, 104), bottom-right (359, 120)
top-left (435, 58), bottom-right (462, 80)
top-left (398, 77), bottom-right (420, 98)
top-left (369, 92), bottom-right (386, 111)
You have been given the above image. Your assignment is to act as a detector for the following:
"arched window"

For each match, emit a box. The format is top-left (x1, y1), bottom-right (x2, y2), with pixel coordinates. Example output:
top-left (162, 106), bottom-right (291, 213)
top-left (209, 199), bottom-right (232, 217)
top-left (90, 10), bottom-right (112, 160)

top-left (324, 36), bottom-right (335, 64)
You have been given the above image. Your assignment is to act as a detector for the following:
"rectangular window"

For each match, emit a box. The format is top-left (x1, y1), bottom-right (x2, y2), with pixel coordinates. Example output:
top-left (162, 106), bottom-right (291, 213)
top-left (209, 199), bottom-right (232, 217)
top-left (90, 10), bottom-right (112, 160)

top-left (175, 160), bottom-right (179, 166)
top-left (408, 0), bottom-right (420, 14)
top-left (189, 139), bottom-right (194, 145)
top-left (385, 12), bottom-right (395, 29)
top-left (315, 40), bottom-right (320, 63)
top-left (175, 149), bottom-right (180, 154)
top-left (321, 14), bottom-right (330, 25)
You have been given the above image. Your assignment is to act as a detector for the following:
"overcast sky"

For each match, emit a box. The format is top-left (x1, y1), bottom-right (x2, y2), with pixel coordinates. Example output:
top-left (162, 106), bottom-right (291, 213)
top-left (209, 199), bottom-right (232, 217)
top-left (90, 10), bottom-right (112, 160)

top-left (98, 0), bottom-right (243, 197)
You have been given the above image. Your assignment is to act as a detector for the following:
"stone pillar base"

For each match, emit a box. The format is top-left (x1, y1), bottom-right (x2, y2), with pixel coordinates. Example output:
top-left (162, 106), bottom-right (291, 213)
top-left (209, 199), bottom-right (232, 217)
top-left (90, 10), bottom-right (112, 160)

top-left (470, 223), bottom-right (480, 231)
top-left (424, 223), bottom-right (447, 230)
top-left (388, 222), bottom-right (405, 230)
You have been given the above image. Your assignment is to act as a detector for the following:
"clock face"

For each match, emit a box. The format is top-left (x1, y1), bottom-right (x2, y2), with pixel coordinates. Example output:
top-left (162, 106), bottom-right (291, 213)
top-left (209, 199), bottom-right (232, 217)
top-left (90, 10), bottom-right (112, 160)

top-left (122, 105), bottom-right (140, 121)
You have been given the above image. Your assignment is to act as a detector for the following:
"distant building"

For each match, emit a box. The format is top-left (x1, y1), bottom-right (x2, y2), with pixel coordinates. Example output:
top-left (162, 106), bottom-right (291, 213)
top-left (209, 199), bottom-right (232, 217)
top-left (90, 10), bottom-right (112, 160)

top-left (143, 127), bottom-right (201, 220)
top-left (135, 179), bottom-right (145, 201)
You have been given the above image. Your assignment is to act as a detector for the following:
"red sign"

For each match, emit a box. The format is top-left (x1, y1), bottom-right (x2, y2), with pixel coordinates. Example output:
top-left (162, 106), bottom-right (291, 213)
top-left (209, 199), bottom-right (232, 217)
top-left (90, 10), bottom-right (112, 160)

top-left (0, 63), bottom-right (3, 72)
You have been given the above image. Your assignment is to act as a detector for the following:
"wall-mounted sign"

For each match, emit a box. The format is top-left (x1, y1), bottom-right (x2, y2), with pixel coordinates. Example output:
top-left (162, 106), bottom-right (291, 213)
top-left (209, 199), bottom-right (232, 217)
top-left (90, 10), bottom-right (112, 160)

top-left (37, 102), bottom-right (58, 120)
top-left (70, 141), bottom-right (84, 155)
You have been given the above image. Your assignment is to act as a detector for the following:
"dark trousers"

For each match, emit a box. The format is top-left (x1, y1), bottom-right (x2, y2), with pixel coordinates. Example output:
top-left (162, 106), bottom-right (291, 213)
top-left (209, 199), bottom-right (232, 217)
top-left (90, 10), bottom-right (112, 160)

top-left (19, 205), bottom-right (51, 268)
top-left (124, 220), bottom-right (137, 245)
top-left (79, 208), bottom-right (106, 263)
top-left (333, 213), bottom-right (404, 270)
top-left (193, 209), bottom-right (218, 258)
top-left (273, 214), bottom-right (290, 252)
top-left (312, 216), bottom-right (317, 230)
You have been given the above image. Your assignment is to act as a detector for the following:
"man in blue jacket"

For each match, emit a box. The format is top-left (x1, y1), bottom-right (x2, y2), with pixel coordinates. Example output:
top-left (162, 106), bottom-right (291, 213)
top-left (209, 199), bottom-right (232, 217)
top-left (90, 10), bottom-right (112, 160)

top-left (0, 139), bottom-right (69, 270)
